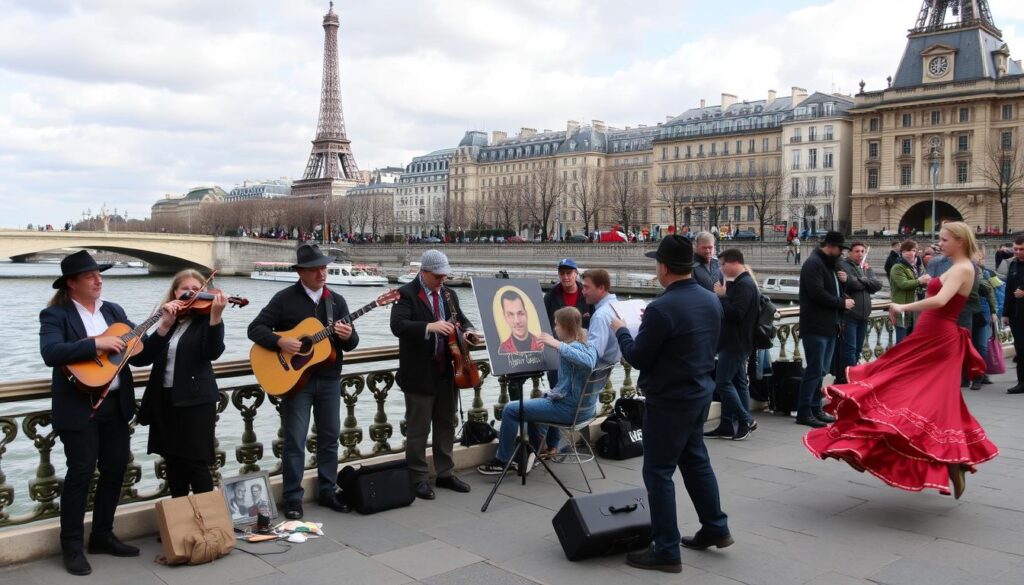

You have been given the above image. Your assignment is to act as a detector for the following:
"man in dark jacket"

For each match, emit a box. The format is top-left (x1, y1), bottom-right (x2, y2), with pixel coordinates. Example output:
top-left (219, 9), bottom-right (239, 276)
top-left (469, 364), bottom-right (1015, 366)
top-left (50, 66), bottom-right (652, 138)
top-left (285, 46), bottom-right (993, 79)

top-left (692, 231), bottom-right (723, 291)
top-left (837, 242), bottom-right (882, 381)
top-left (1002, 236), bottom-right (1024, 394)
top-left (883, 240), bottom-right (900, 276)
top-left (390, 250), bottom-right (478, 500)
top-left (612, 235), bottom-right (731, 574)
top-left (797, 232), bottom-right (854, 427)
top-left (543, 258), bottom-right (592, 388)
top-left (248, 244), bottom-right (359, 519)
top-left (705, 249), bottom-right (759, 440)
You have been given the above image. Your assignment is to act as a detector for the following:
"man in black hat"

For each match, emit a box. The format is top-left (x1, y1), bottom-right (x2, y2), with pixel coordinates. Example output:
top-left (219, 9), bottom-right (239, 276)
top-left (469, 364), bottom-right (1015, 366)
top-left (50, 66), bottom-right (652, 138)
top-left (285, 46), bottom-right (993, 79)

top-left (610, 235), bottom-right (731, 574)
top-left (248, 243), bottom-right (359, 519)
top-left (40, 250), bottom-right (143, 575)
top-left (797, 231), bottom-right (855, 428)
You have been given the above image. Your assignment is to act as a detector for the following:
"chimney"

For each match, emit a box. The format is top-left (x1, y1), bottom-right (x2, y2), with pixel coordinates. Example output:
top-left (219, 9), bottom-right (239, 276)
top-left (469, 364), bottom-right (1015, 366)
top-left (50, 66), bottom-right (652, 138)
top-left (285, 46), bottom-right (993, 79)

top-left (767, 89), bottom-right (777, 104)
top-left (567, 120), bottom-right (580, 134)
top-left (625, 126), bottom-right (631, 131)
top-left (699, 98), bottom-right (706, 108)
top-left (491, 130), bottom-right (507, 144)
top-left (592, 119), bottom-right (606, 132)
top-left (791, 86), bottom-right (808, 107)
top-left (666, 115), bottom-right (674, 123)
top-left (519, 127), bottom-right (536, 139)
top-left (721, 93), bottom-right (737, 110)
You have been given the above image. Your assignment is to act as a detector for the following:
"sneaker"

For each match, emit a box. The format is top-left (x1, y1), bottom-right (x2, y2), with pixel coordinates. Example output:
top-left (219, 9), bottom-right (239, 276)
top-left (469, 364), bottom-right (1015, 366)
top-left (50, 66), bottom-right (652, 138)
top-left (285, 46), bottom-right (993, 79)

top-left (519, 452), bottom-right (537, 476)
top-left (477, 458), bottom-right (507, 475)
top-left (732, 421), bottom-right (753, 441)
top-left (749, 419), bottom-right (758, 432)
top-left (703, 425), bottom-right (733, 439)
top-left (969, 379), bottom-right (983, 391)
top-left (980, 375), bottom-right (993, 385)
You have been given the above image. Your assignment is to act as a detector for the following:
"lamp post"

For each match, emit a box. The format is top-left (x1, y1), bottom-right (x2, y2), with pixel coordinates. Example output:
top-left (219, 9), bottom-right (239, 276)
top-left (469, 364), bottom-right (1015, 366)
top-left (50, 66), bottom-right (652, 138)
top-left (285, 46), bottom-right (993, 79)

top-left (929, 148), bottom-right (940, 240)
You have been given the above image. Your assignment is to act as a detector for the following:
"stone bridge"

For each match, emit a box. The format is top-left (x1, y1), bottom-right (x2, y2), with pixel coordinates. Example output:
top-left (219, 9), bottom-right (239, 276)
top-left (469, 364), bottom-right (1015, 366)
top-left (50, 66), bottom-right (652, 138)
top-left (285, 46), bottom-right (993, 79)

top-left (0, 230), bottom-right (322, 275)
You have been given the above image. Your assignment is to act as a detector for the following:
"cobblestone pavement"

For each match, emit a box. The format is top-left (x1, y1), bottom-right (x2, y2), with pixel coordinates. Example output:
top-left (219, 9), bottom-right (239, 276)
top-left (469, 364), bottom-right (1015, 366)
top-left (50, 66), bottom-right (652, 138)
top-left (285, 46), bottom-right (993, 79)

top-left (3, 372), bottom-right (1023, 585)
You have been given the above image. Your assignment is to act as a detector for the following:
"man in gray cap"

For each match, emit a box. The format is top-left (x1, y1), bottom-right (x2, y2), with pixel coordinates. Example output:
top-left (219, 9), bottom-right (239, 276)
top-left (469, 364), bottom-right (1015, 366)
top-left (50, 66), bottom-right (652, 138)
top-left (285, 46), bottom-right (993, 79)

top-left (391, 250), bottom-right (479, 500)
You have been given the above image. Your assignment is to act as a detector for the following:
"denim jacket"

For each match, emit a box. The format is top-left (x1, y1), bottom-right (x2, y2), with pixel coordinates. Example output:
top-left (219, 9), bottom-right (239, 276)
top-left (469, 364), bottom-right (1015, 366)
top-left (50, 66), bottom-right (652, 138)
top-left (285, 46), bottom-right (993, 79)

top-left (548, 341), bottom-right (599, 413)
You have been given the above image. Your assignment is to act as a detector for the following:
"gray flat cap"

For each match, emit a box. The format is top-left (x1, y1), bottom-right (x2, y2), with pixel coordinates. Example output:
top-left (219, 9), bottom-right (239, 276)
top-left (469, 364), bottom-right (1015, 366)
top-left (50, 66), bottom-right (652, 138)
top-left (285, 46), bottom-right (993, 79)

top-left (420, 249), bottom-right (452, 276)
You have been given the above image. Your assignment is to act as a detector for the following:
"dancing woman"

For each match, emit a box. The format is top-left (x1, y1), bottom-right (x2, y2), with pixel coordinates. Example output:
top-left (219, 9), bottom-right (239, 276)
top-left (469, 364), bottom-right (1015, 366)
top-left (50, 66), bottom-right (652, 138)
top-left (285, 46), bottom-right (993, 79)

top-left (804, 222), bottom-right (998, 499)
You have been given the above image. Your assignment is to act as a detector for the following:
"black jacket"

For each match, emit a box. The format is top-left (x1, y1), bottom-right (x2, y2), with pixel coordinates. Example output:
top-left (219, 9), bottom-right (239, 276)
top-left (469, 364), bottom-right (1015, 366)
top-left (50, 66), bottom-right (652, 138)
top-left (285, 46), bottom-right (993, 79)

top-left (693, 255), bottom-right (723, 292)
top-left (543, 281), bottom-right (592, 329)
top-left (838, 257), bottom-right (883, 321)
top-left (884, 249), bottom-right (900, 276)
top-left (1003, 258), bottom-right (1024, 323)
top-left (39, 300), bottom-right (142, 431)
top-left (134, 315), bottom-right (225, 407)
top-left (247, 283), bottom-right (360, 379)
top-left (615, 279), bottom-right (721, 411)
top-left (718, 271), bottom-right (758, 353)
top-left (799, 247), bottom-right (847, 337)
top-left (390, 278), bottom-right (474, 395)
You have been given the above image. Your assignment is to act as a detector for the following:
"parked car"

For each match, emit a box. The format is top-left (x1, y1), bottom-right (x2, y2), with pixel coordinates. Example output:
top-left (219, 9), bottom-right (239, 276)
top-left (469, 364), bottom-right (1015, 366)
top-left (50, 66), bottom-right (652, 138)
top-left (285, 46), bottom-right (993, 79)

top-left (423, 236), bottom-right (441, 243)
top-left (732, 229), bottom-right (759, 241)
top-left (506, 235), bottom-right (526, 243)
top-left (567, 234), bottom-right (589, 243)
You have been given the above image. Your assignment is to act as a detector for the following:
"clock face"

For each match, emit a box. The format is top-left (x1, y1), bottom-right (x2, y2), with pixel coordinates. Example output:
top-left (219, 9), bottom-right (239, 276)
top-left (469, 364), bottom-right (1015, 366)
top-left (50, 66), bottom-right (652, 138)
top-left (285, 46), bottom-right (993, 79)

top-left (928, 56), bottom-right (949, 77)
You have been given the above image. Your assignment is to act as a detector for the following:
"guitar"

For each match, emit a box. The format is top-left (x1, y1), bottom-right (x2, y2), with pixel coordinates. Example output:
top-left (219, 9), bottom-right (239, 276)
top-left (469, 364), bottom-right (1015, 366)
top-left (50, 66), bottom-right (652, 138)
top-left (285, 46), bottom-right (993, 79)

top-left (250, 289), bottom-right (401, 397)
top-left (443, 288), bottom-right (480, 389)
top-left (63, 295), bottom-right (248, 395)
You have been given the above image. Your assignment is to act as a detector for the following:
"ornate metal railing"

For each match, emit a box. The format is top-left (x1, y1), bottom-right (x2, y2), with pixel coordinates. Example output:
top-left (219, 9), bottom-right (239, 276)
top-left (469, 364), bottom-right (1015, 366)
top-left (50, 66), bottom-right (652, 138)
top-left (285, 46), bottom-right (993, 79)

top-left (0, 301), bottom-right (1014, 529)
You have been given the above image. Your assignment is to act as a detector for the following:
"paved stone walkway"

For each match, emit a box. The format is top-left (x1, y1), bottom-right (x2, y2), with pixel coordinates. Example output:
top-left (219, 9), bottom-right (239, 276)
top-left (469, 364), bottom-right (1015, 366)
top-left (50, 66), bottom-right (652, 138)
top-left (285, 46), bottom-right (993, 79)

top-left (3, 372), bottom-right (1023, 585)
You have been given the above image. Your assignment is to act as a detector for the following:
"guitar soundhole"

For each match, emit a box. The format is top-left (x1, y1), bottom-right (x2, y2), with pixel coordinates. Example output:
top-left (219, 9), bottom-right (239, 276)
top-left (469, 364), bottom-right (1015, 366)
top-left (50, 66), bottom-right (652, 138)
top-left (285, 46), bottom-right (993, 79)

top-left (108, 352), bottom-right (123, 366)
top-left (290, 353), bottom-right (313, 371)
top-left (298, 337), bottom-right (313, 354)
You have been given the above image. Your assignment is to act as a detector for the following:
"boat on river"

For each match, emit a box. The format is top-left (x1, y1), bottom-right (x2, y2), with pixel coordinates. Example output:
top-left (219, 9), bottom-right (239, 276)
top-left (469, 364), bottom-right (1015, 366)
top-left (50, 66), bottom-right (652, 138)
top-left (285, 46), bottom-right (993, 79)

top-left (250, 262), bottom-right (388, 286)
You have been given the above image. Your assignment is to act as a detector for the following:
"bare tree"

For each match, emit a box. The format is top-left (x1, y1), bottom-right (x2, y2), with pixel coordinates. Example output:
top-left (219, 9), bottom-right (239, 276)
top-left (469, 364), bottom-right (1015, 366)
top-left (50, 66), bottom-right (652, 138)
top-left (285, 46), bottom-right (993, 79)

top-left (655, 181), bottom-right (687, 231)
top-left (521, 165), bottom-right (562, 241)
top-left (690, 160), bottom-right (730, 231)
top-left (606, 167), bottom-right (648, 234)
top-left (979, 133), bottom-right (1024, 234)
top-left (492, 183), bottom-right (523, 232)
top-left (349, 197), bottom-right (371, 235)
top-left (570, 166), bottom-right (605, 235)
top-left (742, 160), bottom-right (783, 238)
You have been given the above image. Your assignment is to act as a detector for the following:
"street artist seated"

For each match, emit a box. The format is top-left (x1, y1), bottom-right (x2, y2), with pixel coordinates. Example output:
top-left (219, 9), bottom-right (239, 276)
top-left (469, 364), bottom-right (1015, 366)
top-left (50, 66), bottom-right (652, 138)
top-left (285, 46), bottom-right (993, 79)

top-left (478, 307), bottom-right (597, 474)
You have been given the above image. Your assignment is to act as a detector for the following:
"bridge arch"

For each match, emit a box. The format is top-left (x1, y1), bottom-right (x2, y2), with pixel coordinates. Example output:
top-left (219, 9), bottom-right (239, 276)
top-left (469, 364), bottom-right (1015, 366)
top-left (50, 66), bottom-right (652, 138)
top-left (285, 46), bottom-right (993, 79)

top-left (0, 231), bottom-right (216, 273)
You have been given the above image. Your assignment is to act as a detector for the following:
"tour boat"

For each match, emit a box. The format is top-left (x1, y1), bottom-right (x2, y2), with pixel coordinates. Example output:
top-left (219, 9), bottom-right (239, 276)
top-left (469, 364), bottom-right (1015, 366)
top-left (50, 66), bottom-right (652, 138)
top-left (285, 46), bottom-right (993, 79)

top-left (251, 262), bottom-right (388, 286)
top-left (397, 262), bottom-right (421, 284)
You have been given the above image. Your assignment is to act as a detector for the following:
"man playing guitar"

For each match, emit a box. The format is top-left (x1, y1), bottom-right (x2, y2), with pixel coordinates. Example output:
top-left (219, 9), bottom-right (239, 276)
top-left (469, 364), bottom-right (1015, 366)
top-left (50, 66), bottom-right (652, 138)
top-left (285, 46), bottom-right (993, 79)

top-left (391, 250), bottom-right (478, 500)
top-left (248, 244), bottom-right (359, 519)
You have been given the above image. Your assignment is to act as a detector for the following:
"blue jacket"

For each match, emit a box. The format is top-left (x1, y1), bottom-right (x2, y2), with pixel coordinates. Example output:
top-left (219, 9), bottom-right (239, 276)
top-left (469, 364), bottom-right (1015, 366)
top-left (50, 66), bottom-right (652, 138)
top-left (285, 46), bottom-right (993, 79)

top-left (615, 279), bottom-right (722, 410)
top-left (548, 341), bottom-right (599, 414)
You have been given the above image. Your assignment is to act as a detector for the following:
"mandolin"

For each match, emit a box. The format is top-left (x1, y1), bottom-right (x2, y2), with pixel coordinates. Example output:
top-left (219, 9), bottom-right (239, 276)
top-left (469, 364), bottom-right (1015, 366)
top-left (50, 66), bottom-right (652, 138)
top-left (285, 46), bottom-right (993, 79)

top-left (443, 288), bottom-right (480, 389)
top-left (250, 289), bottom-right (400, 397)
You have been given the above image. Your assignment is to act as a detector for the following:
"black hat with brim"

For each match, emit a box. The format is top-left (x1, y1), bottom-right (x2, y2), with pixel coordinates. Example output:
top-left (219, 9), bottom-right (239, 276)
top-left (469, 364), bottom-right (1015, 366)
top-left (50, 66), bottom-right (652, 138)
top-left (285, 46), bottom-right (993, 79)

top-left (52, 250), bottom-right (113, 289)
top-left (821, 231), bottom-right (850, 250)
top-left (292, 244), bottom-right (335, 269)
top-left (644, 234), bottom-right (695, 271)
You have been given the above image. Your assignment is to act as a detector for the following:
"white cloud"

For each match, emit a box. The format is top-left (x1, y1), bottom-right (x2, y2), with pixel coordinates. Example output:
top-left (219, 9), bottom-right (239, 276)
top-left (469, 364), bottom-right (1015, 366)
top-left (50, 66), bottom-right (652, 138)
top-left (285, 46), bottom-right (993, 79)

top-left (0, 0), bottom-right (1022, 228)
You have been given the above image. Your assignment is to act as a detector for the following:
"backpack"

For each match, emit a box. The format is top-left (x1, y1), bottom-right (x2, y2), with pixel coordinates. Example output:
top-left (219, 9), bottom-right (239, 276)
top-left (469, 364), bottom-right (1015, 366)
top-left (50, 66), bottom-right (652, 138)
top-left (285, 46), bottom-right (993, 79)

top-left (752, 294), bottom-right (778, 350)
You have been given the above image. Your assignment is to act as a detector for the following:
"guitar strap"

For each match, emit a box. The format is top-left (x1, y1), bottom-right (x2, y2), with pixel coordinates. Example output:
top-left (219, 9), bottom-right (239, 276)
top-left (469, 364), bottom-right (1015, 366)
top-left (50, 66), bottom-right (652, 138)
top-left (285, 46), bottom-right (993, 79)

top-left (323, 287), bottom-right (334, 326)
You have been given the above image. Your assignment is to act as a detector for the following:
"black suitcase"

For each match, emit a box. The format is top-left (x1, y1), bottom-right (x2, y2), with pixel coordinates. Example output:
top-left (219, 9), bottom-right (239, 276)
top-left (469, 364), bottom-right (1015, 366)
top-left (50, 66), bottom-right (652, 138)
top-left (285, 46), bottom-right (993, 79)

top-left (769, 360), bottom-right (803, 415)
top-left (337, 459), bottom-right (415, 514)
top-left (552, 488), bottom-right (651, 561)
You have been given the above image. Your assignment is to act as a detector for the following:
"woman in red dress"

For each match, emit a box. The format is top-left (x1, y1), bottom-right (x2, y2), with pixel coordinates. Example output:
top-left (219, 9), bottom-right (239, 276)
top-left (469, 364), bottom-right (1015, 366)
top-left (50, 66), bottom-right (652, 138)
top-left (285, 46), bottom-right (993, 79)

top-left (804, 222), bottom-right (998, 498)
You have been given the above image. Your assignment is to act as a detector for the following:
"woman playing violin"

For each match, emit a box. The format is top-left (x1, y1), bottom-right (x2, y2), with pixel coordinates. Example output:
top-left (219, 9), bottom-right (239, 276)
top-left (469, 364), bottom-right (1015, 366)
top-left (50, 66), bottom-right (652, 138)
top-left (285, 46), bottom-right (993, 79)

top-left (134, 269), bottom-right (226, 497)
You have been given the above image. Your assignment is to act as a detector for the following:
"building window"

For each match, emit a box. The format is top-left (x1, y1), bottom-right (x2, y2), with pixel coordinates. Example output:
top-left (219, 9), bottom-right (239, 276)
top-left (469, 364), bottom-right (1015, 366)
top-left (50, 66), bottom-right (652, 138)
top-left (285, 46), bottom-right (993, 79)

top-left (747, 206), bottom-right (755, 221)
top-left (824, 125), bottom-right (834, 140)
top-left (957, 161), bottom-right (969, 183)
top-left (901, 138), bottom-right (913, 156)
top-left (807, 177), bottom-right (817, 194)
top-left (902, 113), bottom-right (912, 127)
top-left (823, 149), bottom-right (834, 168)
top-left (736, 140), bottom-right (742, 153)
top-left (808, 127), bottom-right (817, 141)
top-left (868, 168), bottom-right (879, 190)
top-left (685, 145), bottom-right (691, 158)
top-left (900, 165), bottom-right (912, 186)
top-left (733, 206), bottom-right (741, 221)
top-left (763, 138), bottom-right (769, 151)
top-left (661, 147), bottom-right (667, 160)
top-left (868, 142), bottom-right (879, 159)
top-left (959, 107), bottom-right (970, 123)
top-left (673, 146), bottom-right (680, 159)
top-left (808, 149), bottom-right (818, 169)
top-left (1002, 104), bottom-right (1014, 121)
top-left (792, 128), bottom-right (802, 142)
top-left (869, 117), bottom-right (880, 131)
top-left (791, 177), bottom-right (800, 197)
top-left (931, 110), bottom-right (941, 125)
top-left (824, 176), bottom-right (833, 194)
top-left (749, 139), bottom-right (755, 153)
top-left (1001, 130), bottom-right (1013, 150)
top-left (958, 135), bottom-right (969, 152)
top-left (792, 151), bottom-right (801, 170)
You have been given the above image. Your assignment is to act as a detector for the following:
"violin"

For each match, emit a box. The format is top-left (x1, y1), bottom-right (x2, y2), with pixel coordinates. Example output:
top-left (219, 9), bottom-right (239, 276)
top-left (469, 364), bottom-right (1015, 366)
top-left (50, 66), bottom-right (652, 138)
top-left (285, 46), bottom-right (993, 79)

top-left (443, 288), bottom-right (481, 389)
top-left (178, 290), bottom-right (249, 315)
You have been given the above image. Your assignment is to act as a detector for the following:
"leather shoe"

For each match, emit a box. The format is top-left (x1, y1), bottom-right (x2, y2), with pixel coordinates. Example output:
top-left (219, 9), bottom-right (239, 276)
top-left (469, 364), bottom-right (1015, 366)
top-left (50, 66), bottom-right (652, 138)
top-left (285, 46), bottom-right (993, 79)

top-left (681, 531), bottom-right (735, 550)
top-left (703, 424), bottom-right (733, 439)
top-left (87, 533), bottom-right (139, 557)
top-left (625, 544), bottom-right (681, 573)
top-left (414, 481), bottom-right (435, 500)
top-left (62, 550), bottom-right (92, 576)
top-left (795, 415), bottom-right (826, 428)
top-left (284, 500), bottom-right (303, 520)
top-left (1008, 385), bottom-right (1024, 395)
top-left (318, 492), bottom-right (351, 513)
top-left (436, 475), bottom-right (471, 493)
top-left (812, 408), bottom-right (836, 424)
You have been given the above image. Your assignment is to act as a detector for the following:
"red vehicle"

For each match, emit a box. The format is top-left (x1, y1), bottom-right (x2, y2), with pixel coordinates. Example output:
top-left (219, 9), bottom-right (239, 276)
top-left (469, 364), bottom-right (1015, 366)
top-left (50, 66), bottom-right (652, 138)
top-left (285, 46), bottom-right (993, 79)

top-left (506, 235), bottom-right (527, 243)
top-left (597, 230), bottom-right (628, 243)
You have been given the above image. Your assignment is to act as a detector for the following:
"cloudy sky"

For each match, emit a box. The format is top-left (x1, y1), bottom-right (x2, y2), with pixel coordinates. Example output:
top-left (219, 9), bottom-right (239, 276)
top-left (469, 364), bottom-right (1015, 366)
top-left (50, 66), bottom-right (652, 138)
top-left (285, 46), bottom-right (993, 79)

top-left (1, 0), bottom-right (1023, 228)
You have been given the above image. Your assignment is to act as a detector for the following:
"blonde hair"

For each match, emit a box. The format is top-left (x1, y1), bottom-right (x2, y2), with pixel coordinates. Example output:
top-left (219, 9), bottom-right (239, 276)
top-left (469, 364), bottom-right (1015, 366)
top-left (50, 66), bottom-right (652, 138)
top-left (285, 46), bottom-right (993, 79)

top-left (744, 265), bottom-right (760, 290)
top-left (940, 221), bottom-right (980, 262)
top-left (553, 306), bottom-right (588, 344)
top-left (163, 269), bottom-right (206, 303)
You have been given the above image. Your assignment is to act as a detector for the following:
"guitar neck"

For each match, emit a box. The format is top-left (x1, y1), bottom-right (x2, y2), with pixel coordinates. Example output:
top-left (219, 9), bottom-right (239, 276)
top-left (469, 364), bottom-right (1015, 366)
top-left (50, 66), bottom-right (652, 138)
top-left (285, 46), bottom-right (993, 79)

top-left (120, 310), bottom-right (162, 342)
top-left (308, 300), bottom-right (380, 344)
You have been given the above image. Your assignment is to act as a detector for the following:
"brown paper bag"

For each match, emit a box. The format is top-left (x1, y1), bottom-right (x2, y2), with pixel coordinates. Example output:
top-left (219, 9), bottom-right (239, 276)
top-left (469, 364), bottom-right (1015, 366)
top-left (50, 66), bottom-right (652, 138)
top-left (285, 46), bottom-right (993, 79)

top-left (155, 491), bottom-right (236, 565)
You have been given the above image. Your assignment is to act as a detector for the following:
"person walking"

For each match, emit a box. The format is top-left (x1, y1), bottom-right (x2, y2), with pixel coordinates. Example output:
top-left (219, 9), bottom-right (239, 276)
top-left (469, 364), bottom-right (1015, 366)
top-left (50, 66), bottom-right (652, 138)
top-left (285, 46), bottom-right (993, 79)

top-left (611, 235), bottom-right (731, 574)
top-left (796, 231), bottom-right (854, 428)
top-left (805, 222), bottom-right (998, 499)
top-left (837, 242), bottom-right (882, 381)
top-left (1002, 236), bottom-right (1024, 394)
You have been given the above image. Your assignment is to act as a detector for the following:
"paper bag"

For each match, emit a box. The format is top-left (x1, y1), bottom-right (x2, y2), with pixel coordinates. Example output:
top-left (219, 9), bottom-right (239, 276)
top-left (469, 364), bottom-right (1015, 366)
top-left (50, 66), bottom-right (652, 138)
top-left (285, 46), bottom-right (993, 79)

top-left (155, 491), bottom-right (236, 565)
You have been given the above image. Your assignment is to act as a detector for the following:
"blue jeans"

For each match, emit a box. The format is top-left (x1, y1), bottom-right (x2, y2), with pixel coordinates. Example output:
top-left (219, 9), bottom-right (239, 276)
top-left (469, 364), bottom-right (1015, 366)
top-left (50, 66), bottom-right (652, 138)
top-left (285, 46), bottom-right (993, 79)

top-left (840, 316), bottom-right (868, 375)
top-left (497, 397), bottom-right (577, 463)
top-left (895, 325), bottom-right (911, 344)
top-left (799, 334), bottom-right (836, 417)
top-left (972, 316), bottom-right (991, 365)
top-left (643, 403), bottom-right (729, 560)
top-left (714, 350), bottom-right (753, 430)
top-left (279, 375), bottom-right (340, 503)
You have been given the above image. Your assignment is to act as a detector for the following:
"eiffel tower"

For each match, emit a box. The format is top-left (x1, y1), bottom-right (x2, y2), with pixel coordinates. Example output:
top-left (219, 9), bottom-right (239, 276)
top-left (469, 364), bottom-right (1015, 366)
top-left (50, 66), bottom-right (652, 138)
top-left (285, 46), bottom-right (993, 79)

top-left (913, 0), bottom-right (998, 35)
top-left (292, 2), bottom-right (363, 199)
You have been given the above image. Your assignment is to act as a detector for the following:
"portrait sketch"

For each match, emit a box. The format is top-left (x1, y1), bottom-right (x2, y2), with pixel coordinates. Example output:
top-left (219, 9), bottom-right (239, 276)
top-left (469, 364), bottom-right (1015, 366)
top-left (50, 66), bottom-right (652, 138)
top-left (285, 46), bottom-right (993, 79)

top-left (472, 277), bottom-right (558, 376)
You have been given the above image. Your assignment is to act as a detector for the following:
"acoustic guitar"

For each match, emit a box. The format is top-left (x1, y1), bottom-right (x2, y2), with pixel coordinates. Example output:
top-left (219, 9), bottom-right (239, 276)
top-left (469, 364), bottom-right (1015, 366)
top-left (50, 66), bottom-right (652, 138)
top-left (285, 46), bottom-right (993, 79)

top-left (63, 295), bottom-right (248, 395)
top-left (250, 289), bottom-right (400, 397)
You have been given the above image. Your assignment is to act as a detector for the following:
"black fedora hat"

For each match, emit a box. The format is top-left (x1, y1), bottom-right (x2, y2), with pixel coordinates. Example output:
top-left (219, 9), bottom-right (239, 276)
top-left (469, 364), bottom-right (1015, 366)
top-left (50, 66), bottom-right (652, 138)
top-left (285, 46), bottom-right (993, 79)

top-left (644, 234), bottom-right (695, 270)
top-left (291, 243), bottom-right (335, 269)
top-left (52, 250), bottom-right (112, 289)
top-left (821, 231), bottom-right (850, 250)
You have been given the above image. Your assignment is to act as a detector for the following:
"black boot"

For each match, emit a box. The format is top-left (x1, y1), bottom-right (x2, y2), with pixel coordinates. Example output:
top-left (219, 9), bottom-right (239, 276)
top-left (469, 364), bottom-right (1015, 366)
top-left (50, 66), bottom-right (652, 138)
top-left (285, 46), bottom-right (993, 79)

top-left (812, 407), bottom-right (836, 424)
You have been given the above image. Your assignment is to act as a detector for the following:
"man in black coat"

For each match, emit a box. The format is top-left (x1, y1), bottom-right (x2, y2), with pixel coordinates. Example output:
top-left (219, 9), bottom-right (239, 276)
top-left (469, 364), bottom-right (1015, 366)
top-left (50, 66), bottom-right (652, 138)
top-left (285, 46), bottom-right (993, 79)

top-left (39, 251), bottom-right (143, 576)
top-left (837, 242), bottom-right (882, 381)
top-left (883, 240), bottom-right (900, 276)
top-left (797, 232), bottom-right (854, 428)
top-left (391, 250), bottom-right (478, 500)
top-left (1002, 236), bottom-right (1024, 394)
top-left (248, 244), bottom-right (359, 519)
top-left (542, 258), bottom-right (592, 388)
top-left (705, 249), bottom-right (759, 440)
